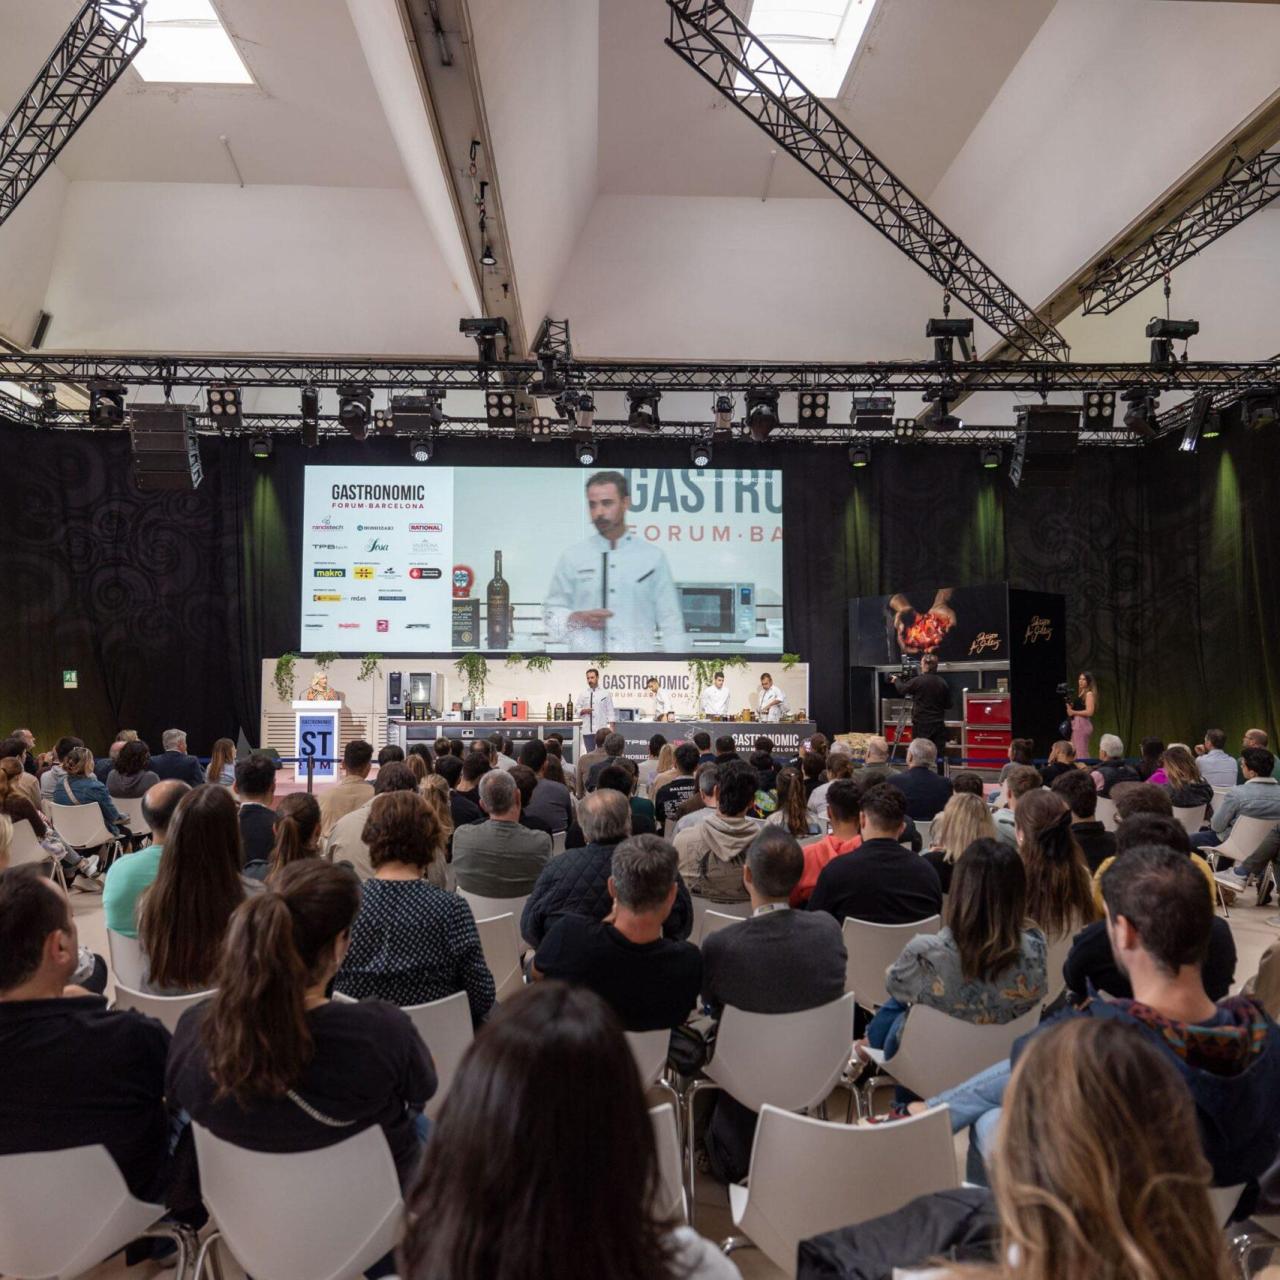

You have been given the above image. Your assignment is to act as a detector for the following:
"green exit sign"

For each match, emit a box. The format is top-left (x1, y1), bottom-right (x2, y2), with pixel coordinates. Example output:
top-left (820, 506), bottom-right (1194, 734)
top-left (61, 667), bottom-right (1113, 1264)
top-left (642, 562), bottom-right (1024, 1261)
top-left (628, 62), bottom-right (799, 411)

top-left (62, 670), bottom-right (78, 690)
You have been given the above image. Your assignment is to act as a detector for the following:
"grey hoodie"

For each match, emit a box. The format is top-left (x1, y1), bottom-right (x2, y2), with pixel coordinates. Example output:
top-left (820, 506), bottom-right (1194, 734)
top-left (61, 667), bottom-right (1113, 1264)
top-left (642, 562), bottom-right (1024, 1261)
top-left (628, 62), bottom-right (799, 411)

top-left (39, 764), bottom-right (67, 800)
top-left (674, 812), bottom-right (759, 903)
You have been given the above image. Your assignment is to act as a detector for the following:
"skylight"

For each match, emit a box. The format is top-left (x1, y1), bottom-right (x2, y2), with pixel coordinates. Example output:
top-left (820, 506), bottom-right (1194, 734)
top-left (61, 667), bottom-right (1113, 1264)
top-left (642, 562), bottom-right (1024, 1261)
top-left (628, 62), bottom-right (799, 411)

top-left (737, 0), bottom-right (873, 99)
top-left (131, 0), bottom-right (253, 85)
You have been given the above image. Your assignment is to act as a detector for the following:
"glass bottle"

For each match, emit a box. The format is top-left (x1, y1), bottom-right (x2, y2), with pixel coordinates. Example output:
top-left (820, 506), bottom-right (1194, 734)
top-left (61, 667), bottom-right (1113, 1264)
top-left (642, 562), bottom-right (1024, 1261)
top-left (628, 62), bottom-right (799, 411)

top-left (486, 551), bottom-right (510, 649)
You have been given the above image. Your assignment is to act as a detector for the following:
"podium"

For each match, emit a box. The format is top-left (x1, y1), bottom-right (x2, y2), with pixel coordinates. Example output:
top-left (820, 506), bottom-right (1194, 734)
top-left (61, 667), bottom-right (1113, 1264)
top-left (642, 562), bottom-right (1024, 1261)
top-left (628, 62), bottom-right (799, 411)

top-left (292, 700), bottom-right (341, 783)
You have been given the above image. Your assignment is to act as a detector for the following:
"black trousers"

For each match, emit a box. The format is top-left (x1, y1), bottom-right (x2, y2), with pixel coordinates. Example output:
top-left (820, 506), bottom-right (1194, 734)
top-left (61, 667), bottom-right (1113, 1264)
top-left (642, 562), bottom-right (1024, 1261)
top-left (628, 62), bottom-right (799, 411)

top-left (914, 723), bottom-right (949, 773)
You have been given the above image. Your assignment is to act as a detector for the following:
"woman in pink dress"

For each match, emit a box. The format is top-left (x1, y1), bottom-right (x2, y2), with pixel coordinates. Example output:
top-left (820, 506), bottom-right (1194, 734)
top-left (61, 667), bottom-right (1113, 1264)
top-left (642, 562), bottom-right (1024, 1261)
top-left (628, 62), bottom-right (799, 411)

top-left (1065, 671), bottom-right (1097, 760)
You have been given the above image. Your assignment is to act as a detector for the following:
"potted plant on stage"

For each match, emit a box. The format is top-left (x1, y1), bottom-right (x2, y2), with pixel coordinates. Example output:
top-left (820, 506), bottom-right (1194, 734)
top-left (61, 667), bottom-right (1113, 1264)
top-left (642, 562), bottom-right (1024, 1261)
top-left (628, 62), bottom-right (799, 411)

top-left (454, 653), bottom-right (489, 718)
top-left (273, 653), bottom-right (299, 704)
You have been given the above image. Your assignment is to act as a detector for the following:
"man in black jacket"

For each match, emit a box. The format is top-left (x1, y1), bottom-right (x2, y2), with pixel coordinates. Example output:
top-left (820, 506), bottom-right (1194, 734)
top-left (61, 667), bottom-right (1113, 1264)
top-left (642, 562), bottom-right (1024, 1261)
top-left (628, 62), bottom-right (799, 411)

top-left (885, 739), bottom-right (953, 822)
top-left (521, 790), bottom-right (692, 947)
top-left (149, 729), bottom-right (205, 787)
top-left (893, 653), bottom-right (951, 767)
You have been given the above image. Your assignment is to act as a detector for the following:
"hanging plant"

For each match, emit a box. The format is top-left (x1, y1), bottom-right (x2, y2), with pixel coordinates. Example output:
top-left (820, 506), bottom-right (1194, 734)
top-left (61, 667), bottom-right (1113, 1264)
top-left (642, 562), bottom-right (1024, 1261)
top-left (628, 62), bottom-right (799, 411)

top-left (357, 654), bottom-right (382, 682)
top-left (312, 651), bottom-right (339, 671)
top-left (686, 654), bottom-right (749, 695)
top-left (454, 653), bottom-right (490, 705)
top-left (273, 653), bottom-right (299, 703)
top-left (525, 654), bottom-right (554, 674)
top-left (781, 652), bottom-right (801, 670)
top-left (505, 653), bottom-right (526, 668)
top-left (589, 654), bottom-right (613, 669)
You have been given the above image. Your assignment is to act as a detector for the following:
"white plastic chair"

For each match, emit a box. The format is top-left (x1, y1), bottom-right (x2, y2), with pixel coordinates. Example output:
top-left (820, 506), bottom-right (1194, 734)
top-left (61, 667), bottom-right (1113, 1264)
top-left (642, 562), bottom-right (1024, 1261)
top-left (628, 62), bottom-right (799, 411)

top-left (1173, 803), bottom-right (1209, 835)
top-left (551, 830), bottom-right (568, 854)
top-left (108, 929), bottom-right (147, 990)
top-left (7, 818), bottom-right (67, 890)
top-left (191, 1123), bottom-right (402, 1280)
top-left (914, 820), bottom-right (933, 849)
top-left (686, 993), bottom-right (856, 1225)
top-left (457, 887), bottom-right (530, 927)
top-left (474, 912), bottom-right (525, 1002)
top-left (49, 800), bottom-right (123, 860)
top-left (724, 1104), bottom-right (959, 1277)
top-left (858, 1003), bottom-right (1042, 1112)
top-left (1042, 930), bottom-right (1074, 1006)
top-left (0, 1144), bottom-right (197, 1280)
top-left (1095, 796), bottom-right (1118, 832)
top-left (113, 795), bottom-right (152, 839)
top-left (404, 989), bottom-right (474, 1120)
top-left (113, 982), bottom-right (213, 1035)
top-left (1209, 1182), bottom-right (1246, 1226)
top-left (627, 1027), bottom-right (682, 1113)
top-left (1204, 814), bottom-right (1280, 916)
top-left (697, 908), bottom-right (745, 946)
top-left (842, 916), bottom-right (942, 1011)
top-left (650, 1103), bottom-right (687, 1223)
top-left (690, 894), bottom-right (750, 943)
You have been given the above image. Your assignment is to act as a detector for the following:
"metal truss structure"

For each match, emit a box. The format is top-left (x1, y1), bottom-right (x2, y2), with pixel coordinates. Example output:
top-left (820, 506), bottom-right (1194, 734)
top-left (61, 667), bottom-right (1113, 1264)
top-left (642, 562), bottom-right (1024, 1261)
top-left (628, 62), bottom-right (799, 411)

top-left (531, 318), bottom-right (573, 360)
top-left (1081, 147), bottom-right (1280, 315)
top-left (0, 0), bottom-right (145, 227)
top-left (3, 352), bottom-right (1280, 395)
top-left (664, 0), bottom-right (1069, 364)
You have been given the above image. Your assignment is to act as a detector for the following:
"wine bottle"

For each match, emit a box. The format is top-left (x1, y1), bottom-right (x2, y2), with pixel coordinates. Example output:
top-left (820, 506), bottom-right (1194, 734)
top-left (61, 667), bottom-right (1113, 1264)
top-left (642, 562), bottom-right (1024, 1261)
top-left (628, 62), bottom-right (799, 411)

top-left (486, 550), bottom-right (510, 649)
top-left (567, 690), bottom-right (576, 720)
top-left (553, 701), bottom-right (565, 721)
top-left (545, 701), bottom-right (553, 722)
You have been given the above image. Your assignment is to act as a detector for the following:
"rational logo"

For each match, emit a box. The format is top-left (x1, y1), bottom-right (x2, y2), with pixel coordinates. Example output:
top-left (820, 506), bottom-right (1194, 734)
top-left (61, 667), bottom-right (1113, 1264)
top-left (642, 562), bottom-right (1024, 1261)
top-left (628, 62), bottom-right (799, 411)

top-left (314, 568), bottom-right (346, 578)
top-left (313, 593), bottom-right (342, 602)
top-left (409, 523), bottom-right (443, 533)
top-left (353, 566), bottom-right (375, 580)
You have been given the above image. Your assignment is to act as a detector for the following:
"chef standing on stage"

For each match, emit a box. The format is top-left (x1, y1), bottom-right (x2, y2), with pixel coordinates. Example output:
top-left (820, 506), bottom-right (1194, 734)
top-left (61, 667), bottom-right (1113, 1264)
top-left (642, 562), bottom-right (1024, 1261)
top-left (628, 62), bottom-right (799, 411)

top-left (757, 672), bottom-right (787, 723)
top-left (699, 670), bottom-right (732, 719)
top-left (574, 667), bottom-right (616, 739)
top-left (645, 676), bottom-right (673, 720)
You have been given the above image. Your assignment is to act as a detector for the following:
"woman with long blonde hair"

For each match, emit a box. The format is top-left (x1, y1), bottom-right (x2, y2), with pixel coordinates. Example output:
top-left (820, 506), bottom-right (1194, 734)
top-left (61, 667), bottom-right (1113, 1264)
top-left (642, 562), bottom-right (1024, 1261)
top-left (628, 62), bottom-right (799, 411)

top-left (205, 738), bottom-right (236, 785)
top-left (924, 792), bottom-right (997, 893)
top-left (1161, 743), bottom-right (1214, 810)
top-left (1014, 789), bottom-right (1097, 942)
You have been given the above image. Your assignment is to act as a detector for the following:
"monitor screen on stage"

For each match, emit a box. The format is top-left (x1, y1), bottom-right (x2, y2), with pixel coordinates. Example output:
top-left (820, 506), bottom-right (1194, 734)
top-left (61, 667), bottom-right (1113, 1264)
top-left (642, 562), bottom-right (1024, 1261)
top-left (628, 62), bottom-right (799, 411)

top-left (300, 466), bottom-right (784, 653)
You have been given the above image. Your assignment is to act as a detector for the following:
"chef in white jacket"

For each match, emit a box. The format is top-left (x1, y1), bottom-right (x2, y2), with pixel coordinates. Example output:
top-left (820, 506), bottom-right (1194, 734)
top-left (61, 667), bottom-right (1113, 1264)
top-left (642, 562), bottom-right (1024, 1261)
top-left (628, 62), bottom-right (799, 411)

top-left (757, 672), bottom-right (787, 722)
top-left (543, 471), bottom-right (686, 653)
top-left (699, 671), bottom-right (732, 719)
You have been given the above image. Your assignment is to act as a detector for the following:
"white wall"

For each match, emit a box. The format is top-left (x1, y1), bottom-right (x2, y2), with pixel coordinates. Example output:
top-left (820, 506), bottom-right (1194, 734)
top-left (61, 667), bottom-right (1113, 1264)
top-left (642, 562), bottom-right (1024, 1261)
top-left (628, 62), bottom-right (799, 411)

top-left (40, 181), bottom-right (476, 355)
top-left (0, 167), bottom-right (67, 346)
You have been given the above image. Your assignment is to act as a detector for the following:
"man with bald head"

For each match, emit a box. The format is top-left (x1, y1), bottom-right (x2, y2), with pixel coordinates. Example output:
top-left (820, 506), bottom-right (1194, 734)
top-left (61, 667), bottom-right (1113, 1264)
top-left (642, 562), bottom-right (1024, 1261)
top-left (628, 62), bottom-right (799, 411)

top-left (102, 780), bottom-right (188, 939)
top-left (1241, 730), bottom-right (1280, 783)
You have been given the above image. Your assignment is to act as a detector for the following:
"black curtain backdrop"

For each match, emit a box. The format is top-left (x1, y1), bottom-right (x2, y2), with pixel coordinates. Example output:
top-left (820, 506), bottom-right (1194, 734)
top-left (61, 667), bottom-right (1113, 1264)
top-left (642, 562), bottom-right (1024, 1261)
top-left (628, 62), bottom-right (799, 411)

top-left (3, 419), bottom-right (1276, 755)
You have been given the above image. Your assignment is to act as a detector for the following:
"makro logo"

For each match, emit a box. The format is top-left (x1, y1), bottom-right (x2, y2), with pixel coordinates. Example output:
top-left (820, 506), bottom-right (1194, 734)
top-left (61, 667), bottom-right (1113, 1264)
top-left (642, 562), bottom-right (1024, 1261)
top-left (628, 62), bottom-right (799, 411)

top-left (337, 622), bottom-right (360, 630)
top-left (364, 538), bottom-right (390, 553)
top-left (314, 568), bottom-right (346, 578)
top-left (409, 523), bottom-right (443, 533)
top-left (357, 524), bottom-right (394, 532)
top-left (313, 593), bottom-right (342, 602)
top-left (353, 566), bottom-right (375, 580)
top-left (376, 619), bottom-right (389, 633)
top-left (409, 566), bottom-right (442, 580)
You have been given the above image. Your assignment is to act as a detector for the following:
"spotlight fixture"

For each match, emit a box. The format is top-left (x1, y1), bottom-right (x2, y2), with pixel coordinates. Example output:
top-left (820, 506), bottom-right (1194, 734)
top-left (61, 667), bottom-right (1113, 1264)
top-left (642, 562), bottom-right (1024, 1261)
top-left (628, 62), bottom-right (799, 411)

top-left (745, 387), bottom-right (780, 442)
top-left (1082, 390), bottom-right (1116, 429)
top-left (848, 442), bottom-right (870, 469)
top-left (1202, 408), bottom-right (1223, 439)
top-left (373, 408), bottom-right (394, 436)
top-left (1120, 387), bottom-right (1159, 439)
top-left (409, 435), bottom-right (433, 463)
top-left (574, 393), bottom-right (595, 432)
top-left (852, 394), bottom-right (894, 427)
top-left (798, 391), bottom-right (828, 423)
top-left (1146, 317), bottom-right (1198, 368)
top-left (480, 243), bottom-right (496, 266)
top-left (301, 386), bottom-right (320, 447)
top-left (573, 431), bottom-right (598, 466)
top-left (627, 388), bottom-right (662, 432)
top-left (1008, 432), bottom-right (1026, 489)
top-left (249, 434), bottom-right (273, 460)
top-left (88, 381), bottom-right (127, 427)
top-left (712, 394), bottom-right (734, 432)
top-left (690, 438), bottom-right (712, 468)
top-left (893, 417), bottom-right (919, 442)
top-left (980, 445), bottom-right (1001, 470)
top-left (392, 394), bottom-right (446, 432)
top-left (36, 383), bottom-right (57, 418)
top-left (207, 386), bottom-right (241, 420)
top-left (1242, 386), bottom-right (1279, 430)
top-left (458, 316), bottom-right (509, 363)
top-left (530, 416), bottom-right (555, 439)
top-left (1180, 393), bottom-right (1213, 455)
top-left (337, 385), bottom-right (372, 440)
top-left (926, 316), bottom-right (973, 362)
top-left (486, 389), bottom-right (517, 424)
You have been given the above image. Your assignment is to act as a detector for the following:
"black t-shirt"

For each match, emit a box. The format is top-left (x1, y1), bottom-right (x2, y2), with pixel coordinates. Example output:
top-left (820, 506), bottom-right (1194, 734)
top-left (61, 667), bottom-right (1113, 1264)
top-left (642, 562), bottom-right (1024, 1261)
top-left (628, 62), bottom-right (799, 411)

top-left (897, 673), bottom-right (952, 729)
top-left (521, 812), bottom-right (554, 835)
top-left (533, 916), bottom-right (702, 1031)
top-left (450, 790), bottom-right (484, 828)
top-left (1063, 917), bottom-right (1236, 1002)
top-left (808, 837), bottom-right (943, 925)
top-left (167, 997), bottom-right (436, 1190)
top-left (654, 776), bottom-right (698, 823)
top-left (238, 803), bottom-right (276, 867)
top-left (0, 996), bottom-right (171, 1202)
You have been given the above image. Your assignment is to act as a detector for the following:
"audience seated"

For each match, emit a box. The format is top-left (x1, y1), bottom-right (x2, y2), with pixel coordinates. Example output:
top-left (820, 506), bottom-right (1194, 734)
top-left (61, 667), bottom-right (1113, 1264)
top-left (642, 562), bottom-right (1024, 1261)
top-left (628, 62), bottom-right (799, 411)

top-left (0, 865), bottom-right (178, 1209)
top-left (168, 860), bottom-right (436, 1193)
top-left (1051, 767), bottom-right (1116, 872)
top-left (137, 784), bottom-right (250, 993)
top-left (993, 764), bottom-right (1042, 847)
top-left (1097, 785), bottom-right (1216, 904)
top-left (487, 732), bottom-right (517, 771)
top-left (851, 735), bottom-right (891, 786)
top-left (1136, 735), bottom-right (1166, 782)
top-left (692, 730), bottom-right (715, 765)
top-left (508, 764), bottom-right (553, 835)
top-left (675, 759), bottom-right (764, 904)
top-left (148, 728), bottom-right (205, 787)
top-left (767, 765), bottom-right (824, 836)
top-left (1195, 727), bottom-right (1238, 789)
top-left (923, 792), bottom-right (998, 894)
top-left (1196, 746), bottom-right (1280, 868)
top-left (433, 753), bottom-right (484, 830)
top-left (378, 744), bottom-right (406, 766)
top-left (452, 769), bottom-right (552, 898)
top-left (318, 739), bottom-right (374, 836)
top-left (997, 738), bottom-right (1035, 782)
top-left (244, 792), bottom-right (322, 883)
top-left (522, 791), bottom-right (692, 947)
top-left (102, 779), bottom-right (189, 938)
top-left (518, 738), bottom-right (574, 832)
top-left (204, 737), bottom-right (236, 786)
top-left (585, 733), bottom-right (627, 792)
top-left (1240, 729), bottom-right (1280, 781)
top-left (234, 751), bottom-right (279, 865)
top-left (575, 729), bottom-right (610, 796)
top-left (886, 739), bottom-right (953, 821)
top-left (1037, 738), bottom-right (1081, 786)
top-left (334, 791), bottom-right (494, 1023)
top-left (1161, 742), bottom-right (1214, 810)
top-left (654, 741), bottom-right (701, 826)
top-left (455, 751), bottom-right (491, 810)
top-left (637, 733), bottom-right (666, 790)
top-left (106, 738), bottom-right (159, 799)
top-left (701, 828), bottom-right (847, 1183)
top-left (397, 982), bottom-right (736, 1280)
top-left (0, 756), bottom-right (55, 862)
top-left (949, 769), bottom-right (985, 797)
top-left (588, 761), bottom-right (654, 837)
top-left (806, 747), bottom-right (853, 825)
top-left (1065, 817), bottom-right (1236, 1001)
top-left (809, 784), bottom-right (942, 924)
top-left (791, 778), bottom-right (862, 906)
top-left (672, 761), bottom-right (721, 834)
top-left (52, 744), bottom-right (125, 839)
top-left (39, 735), bottom-right (83, 800)
top-left (863, 837), bottom-right (1046, 1061)
top-left (1091, 734), bottom-right (1141, 796)
top-left (0, 734), bottom-right (42, 809)
top-left (532, 834), bottom-right (699, 1031)
top-left (326, 761), bottom-right (446, 885)
top-left (1013, 790), bottom-right (1098, 949)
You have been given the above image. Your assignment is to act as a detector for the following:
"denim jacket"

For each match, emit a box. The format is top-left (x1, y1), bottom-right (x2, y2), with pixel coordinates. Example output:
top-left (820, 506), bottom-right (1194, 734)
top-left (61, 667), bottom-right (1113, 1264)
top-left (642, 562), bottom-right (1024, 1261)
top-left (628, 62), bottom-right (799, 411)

top-left (53, 773), bottom-right (124, 833)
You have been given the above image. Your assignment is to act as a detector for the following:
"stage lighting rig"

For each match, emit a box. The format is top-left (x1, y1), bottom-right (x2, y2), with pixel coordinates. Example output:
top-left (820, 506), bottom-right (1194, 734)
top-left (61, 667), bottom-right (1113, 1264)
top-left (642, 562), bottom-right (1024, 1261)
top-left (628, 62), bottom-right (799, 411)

top-left (926, 316), bottom-right (973, 363)
top-left (1146, 317), bottom-right (1198, 368)
top-left (627, 388), bottom-right (662, 432)
top-left (980, 445), bottom-right (1002, 470)
top-left (459, 316), bottom-right (509, 364)
top-left (1083, 390), bottom-right (1115, 429)
top-left (1121, 388), bottom-right (1159, 439)
top-left (573, 430), bottom-right (598, 466)
top-left (852, 394), bottom-right (893, 428)
top-left (530, 416), bottom-right (555, 439)
top-left (207, 386), bottom-right (240, 420)
top-left (893, 418), bottom-right (920, 442)
top-left (848, 442), bottom-right (870, 469)
top-left (798, 391), bottom-right (828, 423)
top-left (301, 386), bottom-right (320, 447)
top-left (409, 435), bottom-right (433, 463)
top-left (690, 436), bottom-right (713, 468)
top-left (373, 408), bottom-right (394, 436)
top-left (249, 434), bottom-right (273, 460)
top-left (337, 385), bottom-right (372, 440)
top-left (1243, 386), bottom-right (1279, 430)
top-left (1180, 393), bottom-right (1213, 454)
top-left (88, 381), bottom-right (126, 428)
top-left (745, 387), bottom-right (780, 441)
top-left (573, 393), bottom-right (595, 432)
top-left (36, 383), bottom-right (56, 419)
top-left (712, 394), bottom-right (734, 432)
top-left (392, 394), bottom-right (446, 433)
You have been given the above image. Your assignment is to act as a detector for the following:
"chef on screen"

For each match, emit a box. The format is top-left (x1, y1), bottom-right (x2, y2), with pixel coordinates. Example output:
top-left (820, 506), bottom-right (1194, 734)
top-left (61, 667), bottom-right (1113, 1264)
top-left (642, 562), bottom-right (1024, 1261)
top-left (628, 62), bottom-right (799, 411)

top-left (699, 670), bottom-right (732, 718)
top-left (543, 470), bottom-right (686, 653)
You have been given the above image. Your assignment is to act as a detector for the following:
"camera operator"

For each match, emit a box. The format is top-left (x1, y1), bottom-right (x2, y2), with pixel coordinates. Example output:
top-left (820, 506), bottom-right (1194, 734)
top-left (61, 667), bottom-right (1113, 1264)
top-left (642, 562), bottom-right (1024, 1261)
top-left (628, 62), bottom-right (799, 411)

top-left (893, 653), bottom-right (952, 772)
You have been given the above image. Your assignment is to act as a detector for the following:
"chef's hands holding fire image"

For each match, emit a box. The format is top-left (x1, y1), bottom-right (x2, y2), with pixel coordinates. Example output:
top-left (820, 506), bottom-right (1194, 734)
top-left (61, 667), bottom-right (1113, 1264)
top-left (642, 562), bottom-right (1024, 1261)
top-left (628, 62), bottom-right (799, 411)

top-left (543, 470), bottom-right (686, 653)
top-left (888, 587), bottom-right (957, 654)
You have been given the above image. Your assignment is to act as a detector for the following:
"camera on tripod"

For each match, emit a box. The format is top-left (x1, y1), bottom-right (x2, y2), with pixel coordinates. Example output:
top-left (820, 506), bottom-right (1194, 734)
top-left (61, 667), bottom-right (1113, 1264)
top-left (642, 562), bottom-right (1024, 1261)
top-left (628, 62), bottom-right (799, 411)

top-left (1055, 681), bottom-right (1071, 697)
top-left (900, 656), bottom-right (920, 679)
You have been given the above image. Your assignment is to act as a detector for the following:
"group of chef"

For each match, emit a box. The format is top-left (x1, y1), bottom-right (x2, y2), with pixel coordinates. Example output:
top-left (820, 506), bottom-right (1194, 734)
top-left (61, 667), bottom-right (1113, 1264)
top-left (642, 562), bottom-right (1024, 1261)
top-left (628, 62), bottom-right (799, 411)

top-left (573, 666), bottom-right (788, 736)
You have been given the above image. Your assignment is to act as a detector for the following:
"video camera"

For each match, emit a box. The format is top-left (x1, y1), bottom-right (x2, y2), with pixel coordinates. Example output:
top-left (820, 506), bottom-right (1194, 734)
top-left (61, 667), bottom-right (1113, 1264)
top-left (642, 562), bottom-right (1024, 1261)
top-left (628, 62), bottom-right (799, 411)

top-left (1055, 681), bottom-right (1071, 697)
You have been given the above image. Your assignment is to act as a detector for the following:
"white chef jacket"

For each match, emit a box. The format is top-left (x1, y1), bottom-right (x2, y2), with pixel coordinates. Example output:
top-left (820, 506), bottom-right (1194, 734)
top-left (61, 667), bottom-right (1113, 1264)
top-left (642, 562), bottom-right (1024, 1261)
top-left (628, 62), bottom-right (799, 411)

top-left (758, 685), bottom-right (787, 723)
top-left (700, 683), bottom-right (732, 718)
top-left (575, 688), bottom-right (616, 738)
top-left (648, 689), bottom-right (673, 719)
top-left (543, 531), bottom-right (686, 653)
